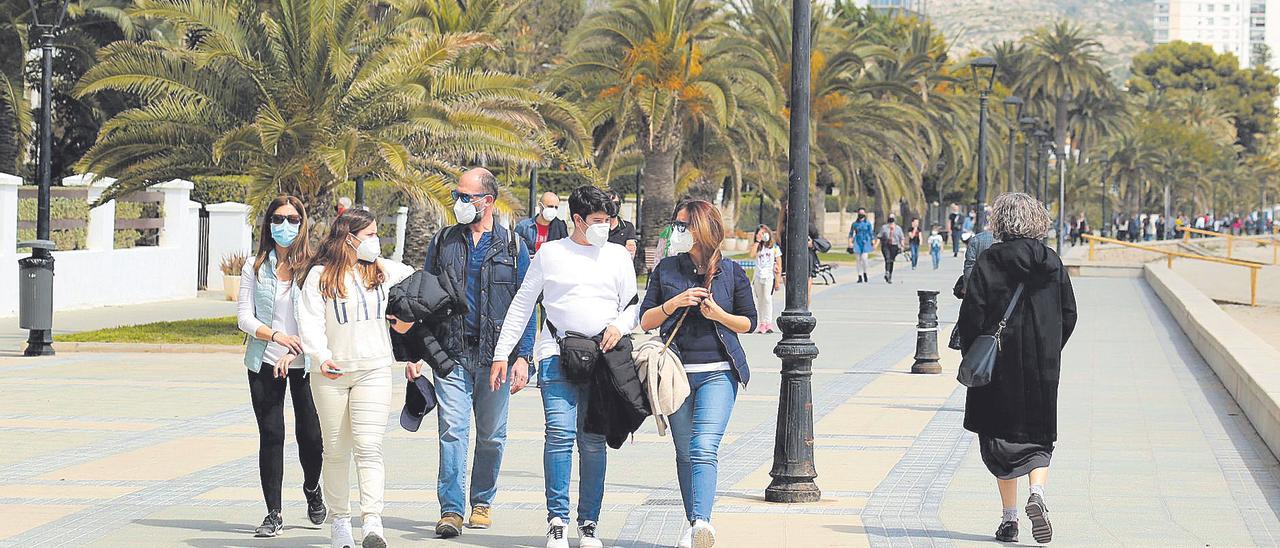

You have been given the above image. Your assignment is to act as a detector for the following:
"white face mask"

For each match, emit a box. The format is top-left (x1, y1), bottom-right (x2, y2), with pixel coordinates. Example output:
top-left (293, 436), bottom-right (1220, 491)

top-left (668, 227), bottom-right (693, 255)
top-left (353, 235), bottom-right (381, 263)
top-left (541, 206), bottom-right (558, 222)
top-left (453, 198), bottom-right (484, 225)
top-left (585, 222), bottom-right (611, 247)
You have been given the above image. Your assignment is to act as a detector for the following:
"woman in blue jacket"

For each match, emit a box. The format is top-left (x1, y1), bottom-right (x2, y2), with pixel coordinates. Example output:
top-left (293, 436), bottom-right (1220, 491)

top-left (848, 212), bottom-right (874, 283)
top-left (640, 200), bottom-right (757, 548)
top-left (235, 195), bottom-right (325, 538)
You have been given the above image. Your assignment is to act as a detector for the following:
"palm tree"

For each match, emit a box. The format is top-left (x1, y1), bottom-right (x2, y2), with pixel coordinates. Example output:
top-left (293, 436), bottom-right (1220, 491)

top-left (1020, 20), bottom-right (1109, 155)
top-left (557, 0), bottom-right (781, 248)
top-left (75, 0), bottom-right (588, 222)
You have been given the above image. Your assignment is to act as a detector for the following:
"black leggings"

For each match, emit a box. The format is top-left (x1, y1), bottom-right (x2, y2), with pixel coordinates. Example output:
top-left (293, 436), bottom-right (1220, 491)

top-left (248, 366), bottom-right (324, 512)
top-left (884, 245), bottom-right (900, 275)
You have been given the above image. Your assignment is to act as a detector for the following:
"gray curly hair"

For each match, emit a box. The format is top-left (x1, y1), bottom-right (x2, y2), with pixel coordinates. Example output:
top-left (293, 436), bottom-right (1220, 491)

top-left (991, 193), bottom-right (1051, 241)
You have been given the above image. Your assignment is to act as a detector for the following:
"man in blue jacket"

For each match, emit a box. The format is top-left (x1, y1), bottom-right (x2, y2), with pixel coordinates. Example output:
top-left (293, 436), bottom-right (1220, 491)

top-left (422, 168), bottom-right (536, 538)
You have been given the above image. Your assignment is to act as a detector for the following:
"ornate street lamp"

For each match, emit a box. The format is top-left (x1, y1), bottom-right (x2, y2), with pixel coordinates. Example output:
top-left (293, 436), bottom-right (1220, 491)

top-left (1002, 97), bottom-right (1023, 198)
top-left (1019, 116), bottom-right (1038, 195)
top-left (20, 0), bottom-right (73, 356)
top-left (969, 57), bottom-right (998, 231)
top-left (766, 0), bottom-right (820, 504)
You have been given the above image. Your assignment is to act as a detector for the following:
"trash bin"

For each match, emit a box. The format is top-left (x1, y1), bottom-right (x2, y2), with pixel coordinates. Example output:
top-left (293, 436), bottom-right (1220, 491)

top-left (17, 240), bottom-right (55, 331)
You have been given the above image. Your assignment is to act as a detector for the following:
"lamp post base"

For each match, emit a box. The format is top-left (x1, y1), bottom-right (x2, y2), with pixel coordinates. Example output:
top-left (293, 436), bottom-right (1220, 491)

top-left (765, 477), bottom-right (822, 503)
top-left (24, 329), bottom-right (54, 356)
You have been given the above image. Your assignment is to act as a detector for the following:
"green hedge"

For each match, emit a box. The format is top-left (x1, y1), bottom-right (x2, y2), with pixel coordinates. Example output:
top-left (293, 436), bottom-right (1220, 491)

top-left (17, 197), bottom-right (89, 251)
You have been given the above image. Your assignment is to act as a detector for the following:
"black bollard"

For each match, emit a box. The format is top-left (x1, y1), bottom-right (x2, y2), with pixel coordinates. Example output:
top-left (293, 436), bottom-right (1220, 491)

top-left (912, 290), bottom-right (941, 374)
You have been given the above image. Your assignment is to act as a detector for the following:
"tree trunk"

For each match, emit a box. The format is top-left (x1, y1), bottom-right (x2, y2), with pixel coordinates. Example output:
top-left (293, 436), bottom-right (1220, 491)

top-left (402, 197), bottom-right (437, 269)
top-left (639, 143), bottom-right (678, 256)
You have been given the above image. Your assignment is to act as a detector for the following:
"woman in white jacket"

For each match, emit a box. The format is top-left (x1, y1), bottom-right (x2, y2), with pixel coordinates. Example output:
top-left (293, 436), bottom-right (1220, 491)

top-left (297, 209), bottom-right (414, 548)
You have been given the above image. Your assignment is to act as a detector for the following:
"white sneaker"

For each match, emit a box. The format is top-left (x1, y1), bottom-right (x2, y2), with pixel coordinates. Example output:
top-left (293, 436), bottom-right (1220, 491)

top-left (577, 520), bottom-right (604, 548)
top-left (361, 514), bottom-right (386, 548)
top-left (332, 517), bottom-right (355, 548)
top-left (678, 524), bottom-right (693, 548)
top-left (691, 520), bottom-right (716, 548)
top-left (546, 517), bottom-right (570, 548)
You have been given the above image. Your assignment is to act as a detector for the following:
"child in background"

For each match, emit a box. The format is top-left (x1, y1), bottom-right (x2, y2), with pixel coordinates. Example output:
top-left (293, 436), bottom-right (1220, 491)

top-left (928, 227), bottom-right (944, 270)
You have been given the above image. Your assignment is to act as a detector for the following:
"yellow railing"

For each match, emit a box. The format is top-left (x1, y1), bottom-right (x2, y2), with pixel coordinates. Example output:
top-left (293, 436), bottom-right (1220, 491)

top-left (1177, 225), bottom-right (1279, 264)
top-left (1083, 233), bottom-right (1263, 306)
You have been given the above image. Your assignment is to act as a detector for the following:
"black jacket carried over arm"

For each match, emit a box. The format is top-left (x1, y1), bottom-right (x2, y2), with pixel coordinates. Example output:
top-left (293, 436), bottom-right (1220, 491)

top-left (957, 237), bottom-right (1077, 443)
top-left (584, 336), bottom-right (650, 449)
top-left (387, 268), bottom-right (467, 376)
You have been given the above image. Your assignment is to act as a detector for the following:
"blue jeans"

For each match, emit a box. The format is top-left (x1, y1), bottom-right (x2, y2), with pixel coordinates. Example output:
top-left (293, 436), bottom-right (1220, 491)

top-left (931, 246), bottom-right (941, 269)
top-left (669, 370), bottom-right (738, 522)
top-left (539, 356), bottom-right (607, 524)
top-left (909, 242), bottom-right (920, 268)
top-left (433, 346), bottom-right (510, 516)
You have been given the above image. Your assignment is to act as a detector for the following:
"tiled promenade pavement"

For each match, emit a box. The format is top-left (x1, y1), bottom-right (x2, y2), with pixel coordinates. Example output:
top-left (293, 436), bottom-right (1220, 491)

top-left (4, 252), bottom-right (1280, 547)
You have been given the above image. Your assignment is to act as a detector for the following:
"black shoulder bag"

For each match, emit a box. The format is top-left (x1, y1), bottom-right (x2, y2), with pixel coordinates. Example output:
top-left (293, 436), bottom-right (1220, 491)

top-left (957, 283), bottom-right (1024, 388)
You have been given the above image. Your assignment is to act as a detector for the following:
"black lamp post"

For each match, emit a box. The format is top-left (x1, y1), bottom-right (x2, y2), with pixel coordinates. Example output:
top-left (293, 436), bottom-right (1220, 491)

top-left (1055, 142), bottom-right (1066, 254)
top-left (766, 0), bottom-right (820, 504)
top-left (1033, 128), bottom-right (1049, 201)
top-left (528, 167), bottom-right (539, 219)
top-left (1002, 97), bottom-right (1023, 198)
top-left (1019, 116), bottom-right (1037, 195)
top-left (968, 57), bottom-right (998, 231)
top-left (20, 0), bottom-right (72, 357)
top-left (1098, 153), bottom-right (1110, 237)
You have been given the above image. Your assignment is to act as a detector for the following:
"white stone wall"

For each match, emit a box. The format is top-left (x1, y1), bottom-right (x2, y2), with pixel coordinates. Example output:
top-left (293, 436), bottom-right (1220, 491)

top-left (0, 173), bottom-right (200, 316)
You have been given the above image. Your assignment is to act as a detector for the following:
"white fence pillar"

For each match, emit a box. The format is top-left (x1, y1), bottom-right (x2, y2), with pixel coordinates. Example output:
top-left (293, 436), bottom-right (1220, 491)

top-left (392, 206), bottom-right (408, 262)
top-left (205, 202), bottom-right (253, 291)
top-left (154, 179), bottom-right (195, 247)
top-left (63, 174), bottom-right (117, 251)
top-left (0, 173), bottom-right (19, 316)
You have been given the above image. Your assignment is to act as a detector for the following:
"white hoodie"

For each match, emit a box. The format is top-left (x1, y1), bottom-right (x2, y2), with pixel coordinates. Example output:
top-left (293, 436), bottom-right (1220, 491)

top-left (298, 258), bottom-right (414, 372)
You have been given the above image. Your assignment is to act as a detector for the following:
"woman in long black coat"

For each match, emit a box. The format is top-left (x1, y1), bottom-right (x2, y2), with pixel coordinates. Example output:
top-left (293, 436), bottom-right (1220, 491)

top-left (957, 192), bottom-right (1077, 545)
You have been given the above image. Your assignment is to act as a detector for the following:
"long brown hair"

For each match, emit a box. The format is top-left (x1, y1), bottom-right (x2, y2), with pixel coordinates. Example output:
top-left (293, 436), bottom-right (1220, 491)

top-left (302, 209), bottom-right (386, 299)
top-left (755, 224), bottom-right (775, 252)
top-left (254, 196), bottom-right (311, 282)
top-left (680, 200), bottom-right (724, 285)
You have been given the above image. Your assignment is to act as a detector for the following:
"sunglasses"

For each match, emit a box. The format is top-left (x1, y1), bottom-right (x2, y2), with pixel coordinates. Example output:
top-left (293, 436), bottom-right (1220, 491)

top-left (451, 190), bottom-right (491, 204)
top-left (271, 214), bottom-right (302, 225)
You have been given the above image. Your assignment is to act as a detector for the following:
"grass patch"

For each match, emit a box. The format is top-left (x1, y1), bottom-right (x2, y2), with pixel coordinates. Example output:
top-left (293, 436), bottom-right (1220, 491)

top-left (60, 316), bottom-right (245, 346)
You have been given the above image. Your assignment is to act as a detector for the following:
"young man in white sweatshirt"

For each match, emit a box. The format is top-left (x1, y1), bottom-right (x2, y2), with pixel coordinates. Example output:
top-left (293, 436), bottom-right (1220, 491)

top-left (491, 185), bottom-right (640, 548)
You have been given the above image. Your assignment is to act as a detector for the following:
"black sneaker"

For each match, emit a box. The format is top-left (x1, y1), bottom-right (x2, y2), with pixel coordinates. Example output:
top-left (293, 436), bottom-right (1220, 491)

top-left (305, 484), bottom-right (326, 525)
top-left (995, 520), bottom-right (1018, 543)
top-left (1025, 493), bottom-right (1053, 544)
top-left (254, 510), bottom-right (283, 538)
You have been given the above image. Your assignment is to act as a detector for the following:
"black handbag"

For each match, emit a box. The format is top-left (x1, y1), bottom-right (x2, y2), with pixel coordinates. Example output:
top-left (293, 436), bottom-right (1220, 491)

top-left (547, 319), bottom-right (602, 383)
top-left (957, 283), bottom-right (1024, 388)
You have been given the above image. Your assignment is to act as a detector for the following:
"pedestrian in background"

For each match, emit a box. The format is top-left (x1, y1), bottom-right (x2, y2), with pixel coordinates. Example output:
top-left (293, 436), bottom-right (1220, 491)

top-left (844, 209), bottom-right (875, 284)
top-left (928, 227), bottom-right (944, 270)
top-left (847, 210), bottom-right (874, 284)
top-left (875, 215), bottom-right (907, 284)
top-left (957, 192), bottom-right (1077, 545)
top-left (908, 218), bottom-right (923, 270)
top-left (641, 200), bottom-right (757, 548)
top-left (749, 225), bottom-right (782, 333)
top-left (236, 195), bottom-right (326, 538)
top-left (298, 208), bottom-right (416, 548)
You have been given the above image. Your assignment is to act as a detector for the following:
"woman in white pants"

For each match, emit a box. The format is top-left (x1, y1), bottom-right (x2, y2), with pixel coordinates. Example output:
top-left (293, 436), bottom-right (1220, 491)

top-left (298, 208), bottom-right (414, 548)
top-left (748, 225), bottom-right (781, 333)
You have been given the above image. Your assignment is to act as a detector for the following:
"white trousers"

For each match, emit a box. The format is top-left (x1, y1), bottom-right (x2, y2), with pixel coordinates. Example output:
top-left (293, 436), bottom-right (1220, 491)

top-left (311, 366), bottom-right (392, 519)
top-left (752, 276), bottom-right (775, 328)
